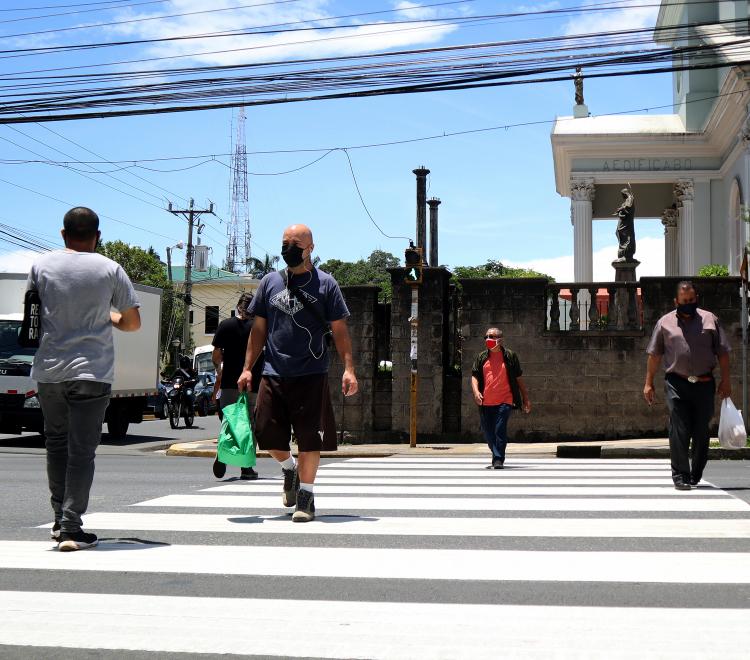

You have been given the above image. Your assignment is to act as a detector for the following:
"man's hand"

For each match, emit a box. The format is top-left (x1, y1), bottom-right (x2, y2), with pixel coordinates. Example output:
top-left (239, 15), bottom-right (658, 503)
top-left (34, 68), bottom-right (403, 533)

top-left (237, 369), bottom-right (252, 393)
top-left (523, 400), bottom-right (532, 414)
top-left (473, 391), bottom-right (483, 406)
top-left (643, 383), bottom-right (655, 406)
top-left (342, 369), bottom-right (358, 397)
top-left (718, 379), bottom-right (732, 400)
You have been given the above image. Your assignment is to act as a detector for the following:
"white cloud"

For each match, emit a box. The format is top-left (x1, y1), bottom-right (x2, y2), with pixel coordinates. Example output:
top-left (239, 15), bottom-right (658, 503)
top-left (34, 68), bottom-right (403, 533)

top-left (105, 0), bottom-right (460, 67)
top-left (563, 1), bottom-right (658, 37)
top-left (0, 249), bottom-right (37, 274)
top-left (504, 236), bottom-right (665, 282)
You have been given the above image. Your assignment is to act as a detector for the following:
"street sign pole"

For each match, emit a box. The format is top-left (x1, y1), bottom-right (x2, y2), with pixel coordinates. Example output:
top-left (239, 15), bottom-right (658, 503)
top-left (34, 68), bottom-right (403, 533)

top-left (409, 286), bottom-right (418, 448)
top-left (742, 246), bottom-right (748, 426)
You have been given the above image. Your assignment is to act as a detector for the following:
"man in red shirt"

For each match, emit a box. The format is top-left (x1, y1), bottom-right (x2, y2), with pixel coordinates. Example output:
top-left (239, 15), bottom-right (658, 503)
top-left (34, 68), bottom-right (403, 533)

top-left (470, 327), bottom-right (531, 469)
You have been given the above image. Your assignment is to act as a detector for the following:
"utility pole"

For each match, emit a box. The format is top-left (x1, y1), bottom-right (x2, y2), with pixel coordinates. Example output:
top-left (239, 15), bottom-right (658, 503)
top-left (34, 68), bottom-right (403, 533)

top-left (167, 199), bottom-right (214, 356)
top-left (741, 246), bottom-right (748, 426)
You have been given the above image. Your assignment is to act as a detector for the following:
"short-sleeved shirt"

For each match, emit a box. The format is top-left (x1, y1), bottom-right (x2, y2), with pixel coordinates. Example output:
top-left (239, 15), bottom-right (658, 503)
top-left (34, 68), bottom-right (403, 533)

top-left (646, 308), bottom-right (731, 377)
top-left (27, 250), bottom-right (140, 384)
top-left (212, 316), bottom-right (251, 389)
top-left (482, 351), bottom-right (514, 406)
top-left (249, 268), bottom-right (349, 377)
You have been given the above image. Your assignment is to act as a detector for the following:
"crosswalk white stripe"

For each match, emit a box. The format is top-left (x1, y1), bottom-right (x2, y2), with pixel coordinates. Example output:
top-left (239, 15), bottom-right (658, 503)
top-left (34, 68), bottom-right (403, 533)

top-left (312, 469), bottom-right (674, 477)
top-left (40, 512), bottom-right (750, 538)
top-left (342, 458), bottom-right (672, 465)
top-left (3, 592), bottom-right (748, 659)
top-left (313, 477), bottom-right (679, 485)
top-left (200, 484), bottom-right (726, 496)
top-left (3, 542), bottom-right (750, 583)
top-left (134, 494), bottom-right (750, 511)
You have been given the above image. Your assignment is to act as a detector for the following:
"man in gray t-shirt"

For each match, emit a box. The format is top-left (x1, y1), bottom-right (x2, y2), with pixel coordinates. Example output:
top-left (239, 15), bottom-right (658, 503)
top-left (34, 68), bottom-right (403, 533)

top-left (28, 207), bottom-right (141, 552)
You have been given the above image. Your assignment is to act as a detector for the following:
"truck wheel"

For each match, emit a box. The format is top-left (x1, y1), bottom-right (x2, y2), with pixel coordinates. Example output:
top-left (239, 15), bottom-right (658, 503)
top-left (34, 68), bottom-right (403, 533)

top-left (107, 411), bottom-right (130, 440)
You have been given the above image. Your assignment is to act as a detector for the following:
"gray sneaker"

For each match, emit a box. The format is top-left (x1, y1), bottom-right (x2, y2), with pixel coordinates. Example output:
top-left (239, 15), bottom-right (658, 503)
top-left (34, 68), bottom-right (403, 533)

top-left (282, 466), bottom-right (299, 507)
top-left (292, 488), bottom-right (315, 522)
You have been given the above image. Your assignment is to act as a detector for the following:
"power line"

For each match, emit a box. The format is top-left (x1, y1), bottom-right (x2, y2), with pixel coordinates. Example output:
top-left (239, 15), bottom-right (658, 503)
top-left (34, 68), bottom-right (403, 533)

top-left (0, 0), bottom-right (168, 23)
top-left (0, 0), bottom-right (147, 12)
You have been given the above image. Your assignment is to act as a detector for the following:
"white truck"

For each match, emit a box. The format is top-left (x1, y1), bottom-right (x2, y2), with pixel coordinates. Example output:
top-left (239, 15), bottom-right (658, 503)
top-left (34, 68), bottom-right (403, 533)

top-left (0, 272), bottom-right (162, 440)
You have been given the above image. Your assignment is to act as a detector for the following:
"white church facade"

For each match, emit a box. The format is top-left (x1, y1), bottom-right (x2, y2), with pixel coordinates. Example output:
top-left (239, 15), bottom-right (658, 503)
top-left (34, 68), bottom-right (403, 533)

top-left (552, 0), bottom-right (750, 281)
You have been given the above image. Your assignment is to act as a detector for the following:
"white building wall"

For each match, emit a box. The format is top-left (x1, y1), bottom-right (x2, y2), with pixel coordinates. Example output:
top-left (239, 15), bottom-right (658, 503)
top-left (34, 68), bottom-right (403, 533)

top-left (693, 180), bottom-right (712, 272)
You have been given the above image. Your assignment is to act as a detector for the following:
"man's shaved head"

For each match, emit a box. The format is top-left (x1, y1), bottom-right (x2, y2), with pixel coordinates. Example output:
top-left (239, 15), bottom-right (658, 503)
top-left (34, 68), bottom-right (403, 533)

top-left (283, 224), bottom-right (313, 245)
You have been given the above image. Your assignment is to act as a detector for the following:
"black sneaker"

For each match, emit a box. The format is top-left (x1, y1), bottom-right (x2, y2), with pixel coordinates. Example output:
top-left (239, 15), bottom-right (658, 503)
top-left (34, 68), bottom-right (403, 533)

top-left (292, 489), bottom-right (315, 522)
top-left (212, 459), bottom-right (227, 479)
top-left (282, 466), bottom-right (299, 507)
top-left (58, 530), bottom-right (98, 552)
top-left (240, 467), bottom-right (258, 480)
top-left (690, 477), bottom-right (700, 486)
top-left (493, 459), bottom-right (504, 470)
top-left (50, 522), bottom-right (61, 541)
top-left (674, 480), bottom-right (692, 491)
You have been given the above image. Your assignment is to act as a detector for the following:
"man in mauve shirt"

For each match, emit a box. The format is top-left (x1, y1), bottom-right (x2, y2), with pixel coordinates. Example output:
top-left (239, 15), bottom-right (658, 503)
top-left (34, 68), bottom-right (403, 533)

top-left (470, 327), bottom-right (531, 469)
top-left (644, 280), bottom-right (732, 490)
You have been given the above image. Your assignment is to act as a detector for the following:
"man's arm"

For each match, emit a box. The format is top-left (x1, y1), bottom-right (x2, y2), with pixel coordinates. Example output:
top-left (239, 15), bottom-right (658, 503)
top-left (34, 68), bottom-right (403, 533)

top-left (237, 316), bottom-right (268, 392)
top-left (470, 375), bottom-right (483, 406)
top-left (643, 354), bottom-right (662, 405)
top-left (331, 318), bottom-right (358, 396)
top-left (211, 346), bottom-right (223, 400)
top-left (517, 376), bottom-right (531, 413)
top-left (110, 307), bottom-right (141, 332)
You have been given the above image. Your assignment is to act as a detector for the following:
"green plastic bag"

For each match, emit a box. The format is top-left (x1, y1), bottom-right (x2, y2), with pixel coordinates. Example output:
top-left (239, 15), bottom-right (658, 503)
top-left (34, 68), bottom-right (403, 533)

top-left (216, 392), bottom-right (256, 468)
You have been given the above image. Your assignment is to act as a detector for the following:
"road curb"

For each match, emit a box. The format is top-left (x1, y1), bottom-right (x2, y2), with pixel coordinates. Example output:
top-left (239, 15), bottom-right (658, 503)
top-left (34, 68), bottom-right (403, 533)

top-left (557, 446), bottom-right (750, 460)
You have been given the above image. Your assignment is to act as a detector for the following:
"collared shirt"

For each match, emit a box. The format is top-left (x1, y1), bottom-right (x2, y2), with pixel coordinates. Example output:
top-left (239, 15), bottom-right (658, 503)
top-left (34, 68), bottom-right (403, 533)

top-left (646, 308), bottom-right (731, 377)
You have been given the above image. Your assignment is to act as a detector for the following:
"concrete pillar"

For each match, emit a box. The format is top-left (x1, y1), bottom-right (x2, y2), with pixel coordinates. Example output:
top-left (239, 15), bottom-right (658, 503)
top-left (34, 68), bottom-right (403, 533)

top-left (570, 178), bottom-right (595, 283)
top-left (675, 179), bottom-right (695, 276)
top-left (661, 207), bottom-right (679, 276)
top-left (428, 197), bottom-right (441, 268)
top-left (413, 167), bottom-right (430, 259)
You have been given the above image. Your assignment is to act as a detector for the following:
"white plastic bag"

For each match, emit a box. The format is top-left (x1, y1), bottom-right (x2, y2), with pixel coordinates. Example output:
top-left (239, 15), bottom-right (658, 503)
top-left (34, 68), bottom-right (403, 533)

top-left (718, 398), bottom-right (747, 449)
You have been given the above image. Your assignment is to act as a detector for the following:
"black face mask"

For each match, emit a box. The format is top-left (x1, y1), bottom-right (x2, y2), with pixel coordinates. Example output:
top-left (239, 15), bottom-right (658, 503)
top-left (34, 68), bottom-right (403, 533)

top-left (281, 243), bottom-right (304, 268)
top-left (677, 302), bottom-right (698, 317)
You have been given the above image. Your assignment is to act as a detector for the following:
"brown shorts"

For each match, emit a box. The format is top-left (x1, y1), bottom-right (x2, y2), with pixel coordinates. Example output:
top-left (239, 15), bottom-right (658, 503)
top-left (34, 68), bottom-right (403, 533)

top-left (254, 374), bottom-right (337, 452)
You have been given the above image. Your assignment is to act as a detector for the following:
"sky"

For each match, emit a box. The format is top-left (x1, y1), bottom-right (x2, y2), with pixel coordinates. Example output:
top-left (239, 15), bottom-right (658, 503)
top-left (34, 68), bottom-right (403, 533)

top-left (0, 0), bottom-right (673, 281)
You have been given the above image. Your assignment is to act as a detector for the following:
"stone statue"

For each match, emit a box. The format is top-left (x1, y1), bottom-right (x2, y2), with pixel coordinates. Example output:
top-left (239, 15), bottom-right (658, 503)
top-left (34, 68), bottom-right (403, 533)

top-left (574, 67), bottom-right (584, 106)
top-left (614, 186), bottom-right (636, 261)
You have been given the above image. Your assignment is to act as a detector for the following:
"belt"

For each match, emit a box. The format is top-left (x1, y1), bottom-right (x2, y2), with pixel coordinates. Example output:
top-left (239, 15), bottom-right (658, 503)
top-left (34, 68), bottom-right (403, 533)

top-left (668, 372), bottom-right (713, 384)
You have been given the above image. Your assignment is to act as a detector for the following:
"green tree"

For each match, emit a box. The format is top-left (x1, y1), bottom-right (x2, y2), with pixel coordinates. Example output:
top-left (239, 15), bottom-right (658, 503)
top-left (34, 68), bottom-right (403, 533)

top-left (452, 259), bottom-right (554, 281)
top-left (318, 250), bottom-right (400, 302)
top-left (97, 240), bottom-right (183, 368)
top-left (248, 253), bottom-right (279, 279)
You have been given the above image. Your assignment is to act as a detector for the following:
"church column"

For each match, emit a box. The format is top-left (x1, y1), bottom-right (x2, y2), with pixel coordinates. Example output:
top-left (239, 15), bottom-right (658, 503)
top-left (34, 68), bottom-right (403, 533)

top-left (661, 207), bottom-right (679, 276)
top-left (674, 179), bottom-right (695, 276)
top-left (570, 178), bottom-right (595, 282)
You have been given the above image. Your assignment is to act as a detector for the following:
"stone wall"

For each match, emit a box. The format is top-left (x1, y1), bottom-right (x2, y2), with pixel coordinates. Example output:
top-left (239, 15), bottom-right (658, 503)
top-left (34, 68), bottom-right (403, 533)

top-left (327, 285), bottom-right (379, 440)
top-left (458, 276), bottom-right (744, 441)
top-left (325, 275), bottom-right (744, 442)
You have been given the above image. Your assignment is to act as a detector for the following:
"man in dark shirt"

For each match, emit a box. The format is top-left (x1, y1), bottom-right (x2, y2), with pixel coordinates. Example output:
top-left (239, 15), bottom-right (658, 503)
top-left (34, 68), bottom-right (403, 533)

top-left (644, 281), bottom-right (731, 490)
top-left (211, 292), bottom-right (258, 480)
top-left (238, 223), bottom-right (358, 522)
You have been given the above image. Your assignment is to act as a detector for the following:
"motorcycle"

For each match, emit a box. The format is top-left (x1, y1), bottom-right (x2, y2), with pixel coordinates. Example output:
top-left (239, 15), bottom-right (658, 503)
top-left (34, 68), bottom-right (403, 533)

top-left (167, 374), bottom-right (195, 430)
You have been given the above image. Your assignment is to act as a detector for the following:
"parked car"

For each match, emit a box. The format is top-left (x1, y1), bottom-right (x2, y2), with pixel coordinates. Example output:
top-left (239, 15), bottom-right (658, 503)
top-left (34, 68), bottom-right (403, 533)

top-left (146, 381), bottom-right (170, 419)
top-left (194, 372), bottom-right (218, 417)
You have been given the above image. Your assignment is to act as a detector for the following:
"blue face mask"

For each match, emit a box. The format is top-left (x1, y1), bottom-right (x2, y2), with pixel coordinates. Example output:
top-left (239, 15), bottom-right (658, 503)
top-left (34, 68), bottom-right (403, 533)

top-left (677, 302), bottom-right (698, 317)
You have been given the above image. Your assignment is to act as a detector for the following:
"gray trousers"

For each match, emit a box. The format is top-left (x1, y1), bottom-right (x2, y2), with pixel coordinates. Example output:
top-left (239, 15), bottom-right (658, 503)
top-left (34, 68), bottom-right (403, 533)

top-left (37, 381), bottom-right (111, 533)
top-left (664, 374), bottom-right (715, 484)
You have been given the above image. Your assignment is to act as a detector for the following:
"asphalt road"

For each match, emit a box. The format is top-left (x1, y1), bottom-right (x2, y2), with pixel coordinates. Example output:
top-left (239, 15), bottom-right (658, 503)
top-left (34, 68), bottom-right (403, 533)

top-left (0, 414), bottom-right (221, 454)
top-left (0, 451), bottom-right (749, 658)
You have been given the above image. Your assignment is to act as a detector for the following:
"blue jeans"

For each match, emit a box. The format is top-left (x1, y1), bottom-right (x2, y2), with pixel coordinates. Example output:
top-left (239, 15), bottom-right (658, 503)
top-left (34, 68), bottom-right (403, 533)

top-left (37, 380), bottom-right (111, 533)
top-left (480, 404), bottom-right (513, 462)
